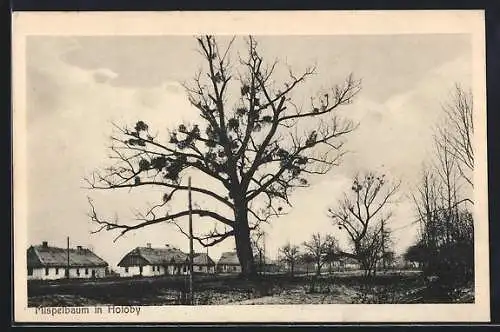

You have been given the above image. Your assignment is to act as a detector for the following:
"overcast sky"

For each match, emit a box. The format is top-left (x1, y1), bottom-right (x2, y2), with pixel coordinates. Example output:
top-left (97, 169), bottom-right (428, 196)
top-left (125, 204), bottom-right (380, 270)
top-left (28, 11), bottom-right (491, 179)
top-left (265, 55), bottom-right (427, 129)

top-left (25, 34), bottom-right (472, 269)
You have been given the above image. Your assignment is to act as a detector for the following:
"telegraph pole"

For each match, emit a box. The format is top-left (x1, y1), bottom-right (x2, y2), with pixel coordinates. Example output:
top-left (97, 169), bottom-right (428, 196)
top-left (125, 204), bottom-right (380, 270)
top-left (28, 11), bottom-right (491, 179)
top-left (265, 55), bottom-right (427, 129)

top-left (263, 232), bottom-right (266, 274)
top-left (66, 236), bottom-right (70, 279)
top-left (381, 220), bottom-right (386, 270)
top-left (188, 177), bottom-right (194, 305)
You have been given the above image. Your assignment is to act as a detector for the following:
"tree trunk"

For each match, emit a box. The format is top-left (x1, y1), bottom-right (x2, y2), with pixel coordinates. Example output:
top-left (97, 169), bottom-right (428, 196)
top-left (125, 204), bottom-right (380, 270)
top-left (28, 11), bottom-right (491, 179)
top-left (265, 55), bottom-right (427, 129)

top-left (361, 259), bottom-right (371, 278)
top-left (234, 203), bottom-right (257, 279)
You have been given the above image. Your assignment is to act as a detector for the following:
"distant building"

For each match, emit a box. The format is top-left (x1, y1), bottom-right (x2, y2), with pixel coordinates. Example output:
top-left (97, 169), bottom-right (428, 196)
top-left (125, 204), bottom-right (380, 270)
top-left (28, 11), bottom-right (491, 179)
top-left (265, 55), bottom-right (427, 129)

top-left (342, 257), bottom-right (361, 270)
top-left (254, 255), bottom-right (280, 273)
top-left (328, 252), bottom-right (361, 271)
top-left (117, 244), bottom-right (189, 277)
top-left (27, 241), bottom-right (108, 280)
top-left (193, 253), bottom-right (216, 274)
top-left (216, 251), bottom-right (241, 273)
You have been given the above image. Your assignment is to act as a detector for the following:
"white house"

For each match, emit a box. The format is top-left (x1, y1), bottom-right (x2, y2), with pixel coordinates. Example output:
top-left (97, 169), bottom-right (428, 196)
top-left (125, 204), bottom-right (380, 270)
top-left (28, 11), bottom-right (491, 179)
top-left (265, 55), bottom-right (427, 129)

top-left (27, 241), bottom-right (109, 280)
top-left (216, 251), bottom-right (242, 273)
top-left (117, 244), bottom-right (191, 277)
top-left (193, 253), bottom-right (216, 274)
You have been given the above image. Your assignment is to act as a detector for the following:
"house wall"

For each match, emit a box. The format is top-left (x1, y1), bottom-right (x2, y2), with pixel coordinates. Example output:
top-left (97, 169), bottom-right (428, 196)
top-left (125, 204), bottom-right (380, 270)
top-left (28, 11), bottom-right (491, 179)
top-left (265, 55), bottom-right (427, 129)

top-left (119, 264), bottom-right (190, 277)
top-left (28, 267), bottom-right (106, 280)
top-left (218, 264), bottom-right (241, 273)
top-left (194, 265), bottom-right (215, 274)
top-left (28, 267), bottom-right (60, 280)
top-left (118, 265), bottom-right (146, 277)
top-left (164, 264), bottom-right (189, 275)
top-left (344, 263), bottom-right (360, 270)
top-left (140, 265), bottom-right (167, 277)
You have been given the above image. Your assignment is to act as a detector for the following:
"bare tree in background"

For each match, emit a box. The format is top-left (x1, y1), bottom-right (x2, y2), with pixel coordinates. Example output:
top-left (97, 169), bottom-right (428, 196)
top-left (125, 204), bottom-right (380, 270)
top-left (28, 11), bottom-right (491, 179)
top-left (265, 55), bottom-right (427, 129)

top-left (413, 85), bottom-right (474, 251)
top-left (85, 35), bottom-right (361, 278)
top-left (302, 233), bottom-right (337, 276)
top-left (328, 172), bottom-right (400, 277)
top-left (438, 85), bottom-right (474, 188)
top-left (299, 252), bottom-right (316, 276)
top-left (411, 84), bottom-right (475, 298)
top-left (323, 238), bottom-right (340, 274)
top-left (279, 243), bottom-right (300, 277)
top-left (251, 228), bottom-right (265, 273)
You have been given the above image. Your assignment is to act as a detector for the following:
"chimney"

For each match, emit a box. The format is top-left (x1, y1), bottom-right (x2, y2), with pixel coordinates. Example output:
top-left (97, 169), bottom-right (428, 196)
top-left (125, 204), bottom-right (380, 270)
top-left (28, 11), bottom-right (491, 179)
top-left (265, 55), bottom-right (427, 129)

top-left (146, 243), bottom-right (152, 248)
top-left (42, 241), bottom-right (48, 248)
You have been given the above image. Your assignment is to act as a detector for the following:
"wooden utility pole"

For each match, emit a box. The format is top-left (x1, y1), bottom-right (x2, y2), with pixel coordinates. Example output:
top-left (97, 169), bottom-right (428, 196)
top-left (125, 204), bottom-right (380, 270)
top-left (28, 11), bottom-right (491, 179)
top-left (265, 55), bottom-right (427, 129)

top-left (262, 232), bottom-right (266, 274)
top-left (66, 236), bottom-right (70, 279)
top-left (188, 177), bottom-right (194, 305)
top-left (381, 220), bottom-right (386, 270)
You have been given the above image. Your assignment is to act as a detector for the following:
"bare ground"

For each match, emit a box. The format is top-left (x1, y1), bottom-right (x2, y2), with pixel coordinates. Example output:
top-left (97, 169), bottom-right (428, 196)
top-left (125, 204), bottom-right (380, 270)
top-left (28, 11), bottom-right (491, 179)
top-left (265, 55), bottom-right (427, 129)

top-left (27, 271), bottom-right (474, 306)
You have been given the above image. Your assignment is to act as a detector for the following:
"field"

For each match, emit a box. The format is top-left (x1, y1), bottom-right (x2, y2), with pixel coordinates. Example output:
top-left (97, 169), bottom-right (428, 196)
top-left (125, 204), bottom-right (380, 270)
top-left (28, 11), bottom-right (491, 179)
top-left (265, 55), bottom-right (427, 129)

top-left (27, 270), bottom-right (474, 306)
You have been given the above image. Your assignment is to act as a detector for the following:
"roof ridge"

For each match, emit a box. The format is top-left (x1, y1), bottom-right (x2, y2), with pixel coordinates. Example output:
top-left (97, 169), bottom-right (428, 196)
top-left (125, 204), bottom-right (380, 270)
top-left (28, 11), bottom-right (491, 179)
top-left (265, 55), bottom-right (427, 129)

top-left (28, 245), bottom-right (108, 268)
top-left (31, 246), bottom-right (45, 265)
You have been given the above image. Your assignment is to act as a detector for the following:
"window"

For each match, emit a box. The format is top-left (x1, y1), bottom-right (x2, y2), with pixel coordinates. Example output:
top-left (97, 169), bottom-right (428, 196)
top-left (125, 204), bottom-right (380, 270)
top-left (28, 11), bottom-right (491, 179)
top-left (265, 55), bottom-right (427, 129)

top-left (183, 266), bottom-right (187, 272)
top-left (28, 268), bottom-right (33, 276)
top-left (139, 266), bottom-right (143, 274)
top-left (125, 267), bottom-right (129, 273)
top-left (45, 268), bottom-right (49, 276)
top-left (85, 268), bottom-right (89, 275)
top-left (55, 268), bottom-right (59, 275)
top-left (233, 266), bottom-right (237, 271)
top-left (77, 269), bottom-right (80, 276)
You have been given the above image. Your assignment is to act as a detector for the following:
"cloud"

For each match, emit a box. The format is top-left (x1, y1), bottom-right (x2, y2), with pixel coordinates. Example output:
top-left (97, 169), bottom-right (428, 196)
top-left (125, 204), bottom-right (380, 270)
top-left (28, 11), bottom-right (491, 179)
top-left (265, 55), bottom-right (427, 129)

top-left (92, 68), bottom-right (119, 84)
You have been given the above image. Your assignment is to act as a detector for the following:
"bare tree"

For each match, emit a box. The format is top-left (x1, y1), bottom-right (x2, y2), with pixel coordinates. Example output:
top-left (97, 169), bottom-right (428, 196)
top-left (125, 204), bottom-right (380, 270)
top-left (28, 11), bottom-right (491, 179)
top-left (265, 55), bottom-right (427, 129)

top-left (410, 84), bottom-right (475, 293)
top-left (328, 172), bottom-right (400, 277)
top-left (413, 85), bottom-right (474, 248)
top-left (412, 167), bottom-right (442, 251)
top-left (438, 85), bottom-right (474, 188)
top-left (412, 150), bottom-right (474, 288)
top-left (302, 233), bottom-right (337, 276)
top-left (278, 243), bottom-right (300, 277)
top-left (85, 35), bottom-right (361, 278)
top-left (323, 239), bottom-right (340, 274)
top-left (299, 252), bottom-right (316, 276)
top-left (251, 228), bottom-right (265, 273)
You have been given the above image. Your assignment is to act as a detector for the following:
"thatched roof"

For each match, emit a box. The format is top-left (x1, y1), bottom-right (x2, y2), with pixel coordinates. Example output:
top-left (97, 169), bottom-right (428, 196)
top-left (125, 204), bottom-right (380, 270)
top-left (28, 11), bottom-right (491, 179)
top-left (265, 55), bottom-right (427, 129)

top-left (118, 246), bottom-right (188, 267)
top-left (217, 251), bottom-right (240, 266)
top-left (27, 244), bottom-right (108, 268)
top-left (193, 253), bottom-right (215, 266)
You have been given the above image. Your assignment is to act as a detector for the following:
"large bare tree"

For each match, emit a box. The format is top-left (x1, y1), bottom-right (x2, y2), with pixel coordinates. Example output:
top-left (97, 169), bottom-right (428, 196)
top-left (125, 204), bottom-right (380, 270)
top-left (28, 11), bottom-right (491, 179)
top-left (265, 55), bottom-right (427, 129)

top-left (328, 172), bottom-right (399, 277)
top-left (85, 35), bottom-right (361, 277)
